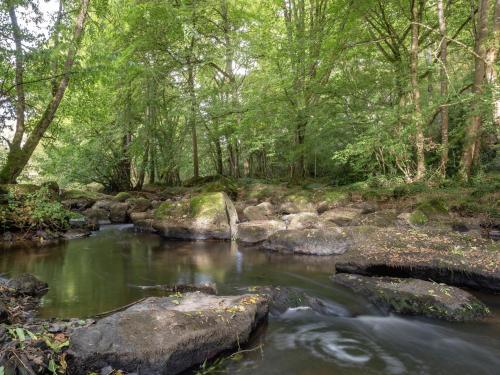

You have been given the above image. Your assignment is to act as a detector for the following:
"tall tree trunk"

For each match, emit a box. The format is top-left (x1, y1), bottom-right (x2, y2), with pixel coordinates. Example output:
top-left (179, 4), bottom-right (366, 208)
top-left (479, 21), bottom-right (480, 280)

top-left (0, 0), bottom-right (90, 184)
top-left (437, 0), bottom-right (449, 176)
top-left (460, 0), bottom-right (490, 180)
top-left (187, 56), bottom-right (199, 180)
top-left (215, 137), bottom-right (223, 175)
top-left (411, 0), bottom-right (426, 180)
top-left (486, 0), bottom-right (500, 127)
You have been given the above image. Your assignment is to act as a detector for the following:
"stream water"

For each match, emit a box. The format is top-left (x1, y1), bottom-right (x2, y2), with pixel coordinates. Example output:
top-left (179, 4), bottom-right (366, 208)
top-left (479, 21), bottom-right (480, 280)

top-left (1, 225), bottom-right (499, 375)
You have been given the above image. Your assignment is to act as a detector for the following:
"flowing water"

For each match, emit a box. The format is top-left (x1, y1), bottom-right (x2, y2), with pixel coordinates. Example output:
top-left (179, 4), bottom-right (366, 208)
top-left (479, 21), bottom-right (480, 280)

top-left (1, 225), bottom-right (499, 375)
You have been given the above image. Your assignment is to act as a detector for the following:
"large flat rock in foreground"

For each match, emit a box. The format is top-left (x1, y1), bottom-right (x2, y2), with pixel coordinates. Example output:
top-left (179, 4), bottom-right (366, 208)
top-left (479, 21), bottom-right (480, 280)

top-left (332, 273), bottom-right (490, 321)
top-left (68, 293), bottom-right (268, 375)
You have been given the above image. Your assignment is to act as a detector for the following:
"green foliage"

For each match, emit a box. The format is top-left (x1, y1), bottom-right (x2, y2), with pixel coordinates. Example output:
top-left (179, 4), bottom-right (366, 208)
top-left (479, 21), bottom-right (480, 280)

top-left (409, 210), bottom-right (428, 225)
top-left (1, 187), bottom-right (71, 232)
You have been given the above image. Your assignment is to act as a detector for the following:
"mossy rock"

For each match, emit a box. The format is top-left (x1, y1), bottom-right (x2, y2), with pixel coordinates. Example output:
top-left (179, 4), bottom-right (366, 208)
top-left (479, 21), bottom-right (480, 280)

top-left (201, 177), bottom-right (239, 199)
top-left (416, 197), bottom-right (449, 217)
top-left (114, 192), bottom-right (131, 202)
top-left (319, 189), bottom-right (348, 204)
top-left (190, 192), bottom-right (226, 220)
top-left (409, 210), bottom-right (428, 225)
top-left (154, 201), bottom-right (188, 220)
top-left (61, 189), bottom-right (107, 201)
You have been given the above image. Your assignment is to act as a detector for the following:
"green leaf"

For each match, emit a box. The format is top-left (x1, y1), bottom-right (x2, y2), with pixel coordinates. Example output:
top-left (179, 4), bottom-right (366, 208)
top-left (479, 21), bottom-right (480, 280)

top-left (15, 327), bottom-right (26, 342)
top-left (48, 359), bottom-right (57, 375)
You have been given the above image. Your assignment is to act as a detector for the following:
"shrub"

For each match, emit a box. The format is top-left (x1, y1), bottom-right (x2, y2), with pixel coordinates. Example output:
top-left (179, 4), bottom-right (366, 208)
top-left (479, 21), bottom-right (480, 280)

top-left (2, 186), bottom-right (71, 232)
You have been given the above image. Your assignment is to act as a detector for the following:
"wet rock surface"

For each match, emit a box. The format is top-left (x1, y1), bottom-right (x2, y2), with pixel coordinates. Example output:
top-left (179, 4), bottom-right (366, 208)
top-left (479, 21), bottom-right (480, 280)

top-left (263, 228), bottom-right (351, 255)
top-left (245, 286), bottom-right (349, 316)
top-left (332, 273), bottom-right (490, 321)
top-left (5, 274), bottom-right (48, 297)
top-left (68, 293), bottom-right (268, 375)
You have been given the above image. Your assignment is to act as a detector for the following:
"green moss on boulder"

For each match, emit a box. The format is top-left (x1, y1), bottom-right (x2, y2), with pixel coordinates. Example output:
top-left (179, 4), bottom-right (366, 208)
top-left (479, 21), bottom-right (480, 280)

top-left (409, 210), bottom-right (428, 225)
top-left (114, 192), bottom-right (131, 202)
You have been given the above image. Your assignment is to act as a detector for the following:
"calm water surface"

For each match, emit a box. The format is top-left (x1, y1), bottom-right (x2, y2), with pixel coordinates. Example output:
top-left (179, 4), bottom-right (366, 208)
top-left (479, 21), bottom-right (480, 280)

top-left (1, 225), bottom-right (499, 375)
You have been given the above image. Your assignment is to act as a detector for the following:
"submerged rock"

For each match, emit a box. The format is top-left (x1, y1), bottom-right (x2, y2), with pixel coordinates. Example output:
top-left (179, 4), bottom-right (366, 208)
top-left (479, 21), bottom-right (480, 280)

top-left (245, 286), bottom-right (348, 316)
top-left (237, 220), bottom-right (286, 243)
top-left (332, 273), bottom-right (490, 321)
top-left (63, 228), bottom-right (91, 240)
top-left (153, 192), bottom-right (238, 240)
top-left (6, 274), bottom-right (48, 296)
top-left (68, 293), bottom-right (268, 375)
top-left (263, 228), bottom-right (350, 255)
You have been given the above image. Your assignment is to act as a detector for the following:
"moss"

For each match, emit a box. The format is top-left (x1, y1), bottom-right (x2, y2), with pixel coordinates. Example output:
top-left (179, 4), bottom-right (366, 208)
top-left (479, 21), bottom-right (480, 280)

top-left (113, 192), bottom-right (131, 202)
top-left (190, 192), bottom-right (225, 219)
top-left (154, 201), bottom-right (175, 219)
top-left (416, 197), bottom-right (449, 216)
top-left (61, 189), bottom-right (105, 200)
top-left (409, 210), bottom-right (428, 225)
top-left (201, 177), bottom-right (239, 199)
top-left (319, 189), bottom-right (348, 204)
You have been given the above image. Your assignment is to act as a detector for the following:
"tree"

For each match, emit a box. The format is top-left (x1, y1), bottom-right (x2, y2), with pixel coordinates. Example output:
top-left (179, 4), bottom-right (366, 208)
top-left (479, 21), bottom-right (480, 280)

top-left (0, 0), bottom-right (90, 183)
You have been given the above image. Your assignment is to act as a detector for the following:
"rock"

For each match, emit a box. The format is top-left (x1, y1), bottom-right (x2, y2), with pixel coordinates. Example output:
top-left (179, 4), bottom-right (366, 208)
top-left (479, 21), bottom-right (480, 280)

top-left (83, 207), bottom-right (110, 223)
top-left (283, 212), bottom-right (319, 230)
top-left (2, 232), bottom-right (13, 242)
top-left (263, 228), bottom-right (351, 255)
top-left (7, 274), bottom-right (48, 296)
top-left (153, 192), bottom-right (238, 240)
top-left (92, 200), bottom-right (114, 211)
top-left (242, 202), bottom-right (274, 221)
top-left (68, 293), bottom-right (268, 375)
top-left (246, 286), bottom-right (347, 316)
top-left (109, 202), bottom-right (129, 223)
top-left (127, 197), bottom-right (151, 213)
top-left (62, 198), bottom-right (96, 211)
top-left (320, 207), bottom-right (363, 226)
top-left (332, 273), bottom-right (490, 321)
top-left (352, 202), bottom-right (377, 214)
top-left (63, 228), bottom-right (91, 240)
top-left (452, 222), bottom-right (469, 232)
top-left (279, 199), bottom-right (316, 214)
top-left (237, 220), bottom-right (286, 243)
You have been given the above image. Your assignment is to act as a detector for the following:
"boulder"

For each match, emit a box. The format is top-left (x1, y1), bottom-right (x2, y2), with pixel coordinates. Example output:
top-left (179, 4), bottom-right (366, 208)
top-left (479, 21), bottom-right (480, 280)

top-left (6, 274), bottom-right (48, 296)
top-left (127, 197), bottom-right (152, 213)
top-left (283, 212), bottom-right (319, 230)
top-left (68, 293), bottom-right (268, 375)
top-left (109, 202), bottom-right (129, 223)
top-left (153, 192), bottom-right (238, 240)
top-left (320, 207), bottom-right (363, 226)
top-left (332, 273), bottom-right (490, 321)
top-left (242, 202), bottom-right (274, 221)
top-left (83, 207), bottom-right (110, 223)
top-left (279, 199), bottom-right (316, 214)
top-left (237, 220), bottom-right (286, 243)
top-left (263, 228), bottom-right (351, 255)
top-left (92, 200), bottom-right (114, 211)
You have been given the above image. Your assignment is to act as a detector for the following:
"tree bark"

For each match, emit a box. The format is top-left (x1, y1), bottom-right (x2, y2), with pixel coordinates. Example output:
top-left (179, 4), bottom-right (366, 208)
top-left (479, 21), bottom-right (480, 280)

top-left (411, 0), bottom-right (426, 180)
top-left (437, 0), bottom-right (449, 176)
top-left (187, 40), bottom-right (199, 180)
top-left (0, 0), bottom-right (90, 184)
top-left (486, 0), bottom-right (500, 128)
top-left (460, 0), bottom-right (490, 180)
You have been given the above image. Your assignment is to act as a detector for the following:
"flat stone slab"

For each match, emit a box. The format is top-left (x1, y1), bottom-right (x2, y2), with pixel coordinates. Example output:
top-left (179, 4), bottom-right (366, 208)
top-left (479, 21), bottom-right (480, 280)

top-left (237, 220), bottom-right (286, 243)
top-left (263, 228), bottom-right (351, 255)
top-left (68, 293), bottom-right (268, 375)
top-left (332, 273), bottom-right (490, 321)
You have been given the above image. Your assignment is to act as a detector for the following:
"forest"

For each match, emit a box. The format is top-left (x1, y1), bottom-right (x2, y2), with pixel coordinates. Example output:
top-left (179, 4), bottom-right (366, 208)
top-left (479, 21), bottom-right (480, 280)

top-left (0, 1), bottom-right (499, 375)
top-left (0, 0), bottom-right (497, 189)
